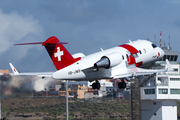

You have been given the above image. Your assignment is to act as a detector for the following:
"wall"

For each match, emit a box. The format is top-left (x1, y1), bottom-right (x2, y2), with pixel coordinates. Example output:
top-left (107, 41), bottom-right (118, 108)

top-left (141, 100), bottom-right (177, 120)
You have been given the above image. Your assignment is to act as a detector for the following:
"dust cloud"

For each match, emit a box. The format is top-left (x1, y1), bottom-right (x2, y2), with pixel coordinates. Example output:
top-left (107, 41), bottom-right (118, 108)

top-left (10, 76), bottom-right (55, 91)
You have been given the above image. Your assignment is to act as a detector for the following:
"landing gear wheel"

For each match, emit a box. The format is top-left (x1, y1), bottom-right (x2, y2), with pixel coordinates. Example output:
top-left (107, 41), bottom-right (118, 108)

top-left (118, 80), bottom-right (126, 89)
top-left (92, 81), bottom-right (101, 90)
top-left (96, 82), bottom-right (100, 90)
top-left (92, 83), bottom-right (96, 89)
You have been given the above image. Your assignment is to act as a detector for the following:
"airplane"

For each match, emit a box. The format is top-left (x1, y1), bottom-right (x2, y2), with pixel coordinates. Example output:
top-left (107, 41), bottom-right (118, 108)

top-left (9, 36), bottom-right (173, 89)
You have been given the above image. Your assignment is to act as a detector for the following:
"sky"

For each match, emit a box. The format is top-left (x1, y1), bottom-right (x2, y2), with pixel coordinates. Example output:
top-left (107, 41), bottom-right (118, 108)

top-left (0, 0), bottom-right (180, 72)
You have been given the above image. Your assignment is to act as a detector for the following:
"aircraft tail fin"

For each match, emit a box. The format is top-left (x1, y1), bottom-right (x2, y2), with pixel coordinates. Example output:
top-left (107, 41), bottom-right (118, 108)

top-left (9, 63), bottom-right (19, 75)
top-left (42, 36), bottom-right (81, 70)
top-left (15, 36), bottom-right (81, 70)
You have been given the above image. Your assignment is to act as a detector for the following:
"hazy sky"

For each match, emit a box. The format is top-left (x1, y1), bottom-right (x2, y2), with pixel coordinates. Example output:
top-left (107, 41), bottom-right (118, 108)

top-left (0, 0), bottom-right (180, 72)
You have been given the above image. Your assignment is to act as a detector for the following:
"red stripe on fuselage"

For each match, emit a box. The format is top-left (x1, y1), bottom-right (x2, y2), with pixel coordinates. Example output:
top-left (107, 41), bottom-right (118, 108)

top-left (120, 44), bottom-right (139, 54)
top-left (120, 44), bottom-right (143, 67)
top-left (136, 61), bottom-right (143, 67)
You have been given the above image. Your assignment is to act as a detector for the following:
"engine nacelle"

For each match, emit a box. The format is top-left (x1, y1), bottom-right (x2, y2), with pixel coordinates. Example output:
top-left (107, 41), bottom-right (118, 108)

top-left (94, 52), bottom-right (123, 69)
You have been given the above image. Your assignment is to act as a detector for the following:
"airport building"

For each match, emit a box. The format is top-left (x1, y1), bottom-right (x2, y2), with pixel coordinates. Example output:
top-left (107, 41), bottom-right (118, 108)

top-left (140, 46), bottom-right (180, 120)
top-left (66, 79), bottom-right (113, 88)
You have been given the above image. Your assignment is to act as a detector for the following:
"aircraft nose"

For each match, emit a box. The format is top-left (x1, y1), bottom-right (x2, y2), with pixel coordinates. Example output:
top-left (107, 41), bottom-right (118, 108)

top-left (159, 48), bottom-right (165, 58)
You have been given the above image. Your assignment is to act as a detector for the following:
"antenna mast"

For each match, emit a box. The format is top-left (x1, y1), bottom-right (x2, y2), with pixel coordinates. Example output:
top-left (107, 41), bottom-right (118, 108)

top-left (168, 35), bottom-right (170, 47)
top-left (160, 31), bottom-right (162, 48)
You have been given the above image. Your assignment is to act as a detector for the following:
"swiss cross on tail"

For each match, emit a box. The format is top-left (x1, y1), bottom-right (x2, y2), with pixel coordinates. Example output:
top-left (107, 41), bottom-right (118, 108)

top-left (42, 36), bottom-right (81, 70)
top-left (54, 47), bottom-right (64, 61)
top-left (12, 36), bottom-right (81, 71)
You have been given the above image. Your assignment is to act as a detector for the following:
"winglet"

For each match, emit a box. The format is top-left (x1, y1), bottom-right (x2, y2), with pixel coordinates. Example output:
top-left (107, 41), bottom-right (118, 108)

top-left (9, 63), bottom-right (19, 75)
top-left (166, 59), bottom-right (174, 71)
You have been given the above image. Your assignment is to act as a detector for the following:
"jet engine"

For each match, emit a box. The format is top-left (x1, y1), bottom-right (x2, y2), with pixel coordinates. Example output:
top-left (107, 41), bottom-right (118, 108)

top-left (94, 52), bottom-right (123, 70)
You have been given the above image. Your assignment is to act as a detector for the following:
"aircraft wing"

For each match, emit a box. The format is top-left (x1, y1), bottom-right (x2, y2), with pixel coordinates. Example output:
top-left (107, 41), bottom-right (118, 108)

top-left (113, 59), bottom-right (173, 79)
top-left (9, 63), bottom-right (54, 78)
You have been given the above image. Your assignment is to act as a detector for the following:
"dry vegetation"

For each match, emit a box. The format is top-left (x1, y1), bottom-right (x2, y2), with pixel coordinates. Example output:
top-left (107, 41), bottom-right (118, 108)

top-left (1, 97), bottom-right (131, 120)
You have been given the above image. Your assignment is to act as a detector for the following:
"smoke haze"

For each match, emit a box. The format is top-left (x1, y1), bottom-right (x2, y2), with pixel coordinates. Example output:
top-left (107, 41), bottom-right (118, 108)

top-left (4, 75), bottom-right (55, 94)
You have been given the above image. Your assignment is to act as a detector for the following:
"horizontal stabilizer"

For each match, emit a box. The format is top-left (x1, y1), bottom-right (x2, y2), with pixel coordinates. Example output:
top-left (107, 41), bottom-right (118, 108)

top-left (15, 42), bottom-right (68, 45)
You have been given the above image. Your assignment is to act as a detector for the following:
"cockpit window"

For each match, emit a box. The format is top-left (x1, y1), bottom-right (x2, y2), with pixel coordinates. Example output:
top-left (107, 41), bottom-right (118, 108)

top-left (152, 44), bottom-right (157, 48)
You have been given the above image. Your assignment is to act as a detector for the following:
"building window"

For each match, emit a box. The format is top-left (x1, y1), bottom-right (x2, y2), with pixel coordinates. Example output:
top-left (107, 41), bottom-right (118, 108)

top-left (163, 55), bottom-right (166, 61)
top-left (174, 69), bottom-right (178, 71)
top-left (158, 89), bottom-right (168, 94)
top-left (170, 89), bottom-right (180, 94)
top-left (174, 55), bottom-right (178, 61)
top-left (170, 78), bottom-right (180, 81)
top-left (167, 55), bottom-right (170, 60)
top-left (144, 89), bottom-right (155, 94)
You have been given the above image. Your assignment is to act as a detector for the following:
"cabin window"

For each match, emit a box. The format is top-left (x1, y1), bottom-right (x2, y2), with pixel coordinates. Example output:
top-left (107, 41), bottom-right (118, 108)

top-left (143, 49), bottom-right (146, 53)
top-left (135, 51), bottom-right (137, 56)
top-left (122, 55), bottom-right (124, 60)
top-left (139, 50), bottom-right (142, 54)
top-left (126, 54), bottom-right (129, 58)
top-left (130, 53), bottom-right (133, 57)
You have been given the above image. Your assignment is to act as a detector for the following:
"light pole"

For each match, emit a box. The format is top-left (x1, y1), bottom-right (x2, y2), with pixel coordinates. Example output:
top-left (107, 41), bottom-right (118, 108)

top-left (45, 88), bottom-right (47, 97)
top-left (66, 80), bottom-right (69, 120)
top-left (0, 75), bottom-right (1, 119)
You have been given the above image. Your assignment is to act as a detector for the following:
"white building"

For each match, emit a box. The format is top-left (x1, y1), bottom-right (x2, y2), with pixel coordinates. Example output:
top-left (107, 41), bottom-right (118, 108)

top-left (67, 79), bottom-right (113, 88)
top-left (0, 99), bottom-right (1, 119)
top-left (140, 46), bottom-right (180, 120)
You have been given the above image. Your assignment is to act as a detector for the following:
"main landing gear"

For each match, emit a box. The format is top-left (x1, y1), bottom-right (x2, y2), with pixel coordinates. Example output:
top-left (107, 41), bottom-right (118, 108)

top-left (118, 79), bottom-right (126, 89)
top-left (92, 80), bottom-right (100, 90)
top-left (91, 79), bottom-right (127, 90)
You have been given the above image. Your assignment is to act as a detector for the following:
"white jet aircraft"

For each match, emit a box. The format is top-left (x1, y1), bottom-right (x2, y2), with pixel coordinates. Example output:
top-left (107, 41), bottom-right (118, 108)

top-left (10, 36), bottom-right (173, 89)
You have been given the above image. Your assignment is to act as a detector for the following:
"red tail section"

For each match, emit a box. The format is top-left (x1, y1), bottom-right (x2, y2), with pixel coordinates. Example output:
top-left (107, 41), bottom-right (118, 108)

top-left (42, 36), bottom-right (81, 70)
